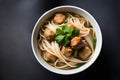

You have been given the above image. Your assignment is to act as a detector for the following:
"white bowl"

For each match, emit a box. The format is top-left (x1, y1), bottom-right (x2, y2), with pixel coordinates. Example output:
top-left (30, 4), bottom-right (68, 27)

top-left (31, 5), bottom-right (102, 75)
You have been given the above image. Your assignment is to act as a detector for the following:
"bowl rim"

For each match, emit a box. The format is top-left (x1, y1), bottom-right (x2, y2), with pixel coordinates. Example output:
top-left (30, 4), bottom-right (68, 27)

top-left (31, 5), bottom-right (102, 75)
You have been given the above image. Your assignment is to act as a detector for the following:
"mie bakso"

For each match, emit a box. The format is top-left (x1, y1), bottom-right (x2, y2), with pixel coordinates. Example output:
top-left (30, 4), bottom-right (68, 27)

top-left (38, 12), bottom-right (97, 70)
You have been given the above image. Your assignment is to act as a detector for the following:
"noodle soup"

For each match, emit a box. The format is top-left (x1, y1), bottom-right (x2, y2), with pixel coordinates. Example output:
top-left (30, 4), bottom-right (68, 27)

top-left (37, 12), bottom-right (97, 70)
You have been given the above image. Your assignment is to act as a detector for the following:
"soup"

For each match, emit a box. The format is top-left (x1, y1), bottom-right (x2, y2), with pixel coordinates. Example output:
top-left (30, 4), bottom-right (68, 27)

top-left (37, 12), bottom-right (97, 70)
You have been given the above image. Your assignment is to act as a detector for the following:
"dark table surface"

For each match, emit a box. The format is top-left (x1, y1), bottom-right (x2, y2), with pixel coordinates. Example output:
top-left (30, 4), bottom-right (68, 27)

top-left (0, 0), bottom-right (120, 80)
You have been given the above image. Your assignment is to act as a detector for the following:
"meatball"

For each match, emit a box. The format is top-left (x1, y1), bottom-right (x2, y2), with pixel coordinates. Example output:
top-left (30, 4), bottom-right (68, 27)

top-left (53, 13), bottom-right (66, 24)
top-left (71, 37), bottom-right (85, 50)
top-left (79, 47), bottom-right (92, 60)
top-left (45, 52), bottom-right (57, 62)
top-left (64, 47), bottom-right (73, 57)
top-left (44, 28), bottom-right (56, 41)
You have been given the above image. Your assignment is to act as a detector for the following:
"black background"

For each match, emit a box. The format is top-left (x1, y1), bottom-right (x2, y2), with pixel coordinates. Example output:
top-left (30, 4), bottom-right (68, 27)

top-left (0, 0), bottom-right (120, 80)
